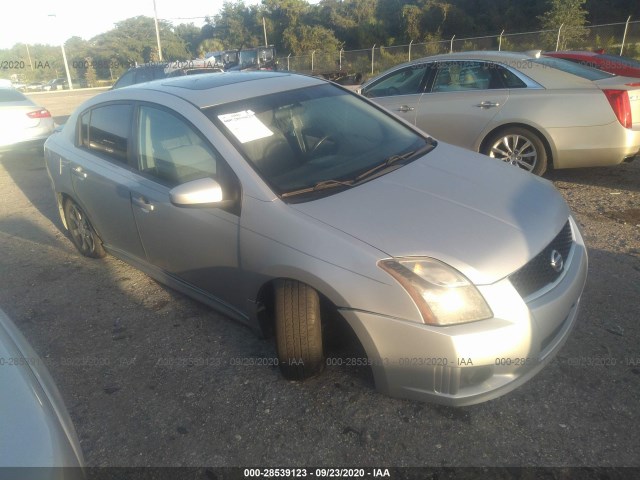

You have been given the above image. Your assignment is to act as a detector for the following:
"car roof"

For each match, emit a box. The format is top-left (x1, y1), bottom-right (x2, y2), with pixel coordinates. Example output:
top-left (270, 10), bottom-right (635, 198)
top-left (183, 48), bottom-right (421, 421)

top-left (418, 50), bottom-right (535, 63)
top-left (94, 71), bottom-right (327, 109)
top-left (372, 50), bottom-right (598, 89)
top-left (382, 50), bottom-right (537, 73)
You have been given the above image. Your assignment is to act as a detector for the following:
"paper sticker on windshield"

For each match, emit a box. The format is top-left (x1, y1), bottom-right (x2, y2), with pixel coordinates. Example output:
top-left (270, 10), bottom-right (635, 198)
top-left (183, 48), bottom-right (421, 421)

top-left (218, 110), bottom-right (273, 143)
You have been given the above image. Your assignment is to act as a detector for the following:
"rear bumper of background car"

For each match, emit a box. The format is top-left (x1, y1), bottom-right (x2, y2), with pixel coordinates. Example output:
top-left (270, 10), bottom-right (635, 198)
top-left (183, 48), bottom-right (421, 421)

top-left (551, 122), bottom-right (640, 169)
top-left (340, 217), bottom-right (588, 406)
top-left (0, 122), bottom-right (55, 152)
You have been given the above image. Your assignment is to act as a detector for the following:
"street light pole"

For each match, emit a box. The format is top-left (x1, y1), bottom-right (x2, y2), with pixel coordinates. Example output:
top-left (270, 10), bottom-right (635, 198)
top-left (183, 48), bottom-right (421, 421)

top-left (48, 14), bottom-right (73, 90)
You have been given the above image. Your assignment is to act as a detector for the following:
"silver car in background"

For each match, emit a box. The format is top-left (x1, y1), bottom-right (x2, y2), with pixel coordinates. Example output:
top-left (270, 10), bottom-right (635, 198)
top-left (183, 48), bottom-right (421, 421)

top-left (44, 72), bottom-right (587, 405)
top-left (360, 51), bottom-right (640, 175)
top-left (0, 87), bottom-right (55, 152)
top-left (0, 308), bottom-right (84, 471)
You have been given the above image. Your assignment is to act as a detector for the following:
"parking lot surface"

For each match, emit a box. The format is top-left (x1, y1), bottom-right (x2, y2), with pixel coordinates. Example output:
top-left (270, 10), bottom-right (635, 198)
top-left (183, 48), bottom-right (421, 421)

top-left (1, 90), bottom-right (639, 469)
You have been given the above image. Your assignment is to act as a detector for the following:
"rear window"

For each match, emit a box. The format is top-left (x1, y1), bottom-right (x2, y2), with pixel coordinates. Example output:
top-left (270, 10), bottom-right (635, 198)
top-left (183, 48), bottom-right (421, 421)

top-left (534, 57), bottom-right (614, 80)
top-left (0, 89), bottom-right (27, 102)
top-left (599, 54), bottom-right (640, 68)
top-left (80, 104), bottom-right (132, 163)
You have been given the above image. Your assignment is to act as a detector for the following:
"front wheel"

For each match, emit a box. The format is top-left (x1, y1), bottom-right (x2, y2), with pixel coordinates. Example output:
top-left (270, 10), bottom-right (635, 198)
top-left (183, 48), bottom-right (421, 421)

top-left (483, 127), bottom-right (548, 176)
top-left (63, 199), bottom-right (106, 258)
top-left (274, 279), bottom-right (324, 380)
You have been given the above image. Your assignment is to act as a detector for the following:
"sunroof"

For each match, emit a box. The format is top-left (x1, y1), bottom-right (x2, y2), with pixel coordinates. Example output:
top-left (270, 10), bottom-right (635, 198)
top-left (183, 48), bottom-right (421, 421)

top-left (160, 71), bottom-right (288, 90)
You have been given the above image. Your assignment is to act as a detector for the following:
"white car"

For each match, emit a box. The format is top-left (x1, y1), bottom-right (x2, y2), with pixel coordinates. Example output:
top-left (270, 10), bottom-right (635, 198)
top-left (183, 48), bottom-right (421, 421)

top-left (360, 51), bottom-right (640, 175)
top-left (0, 88), bottom-right (55, 152)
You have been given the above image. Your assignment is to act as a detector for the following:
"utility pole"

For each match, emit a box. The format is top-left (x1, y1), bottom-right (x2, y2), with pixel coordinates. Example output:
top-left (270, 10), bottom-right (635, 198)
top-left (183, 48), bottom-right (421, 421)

top-left (48, 15), bottom-right (73, 90)
top-left (263, 17), bottom-right (268, 47)
top-left (153, 0), bottom-right (163, 61)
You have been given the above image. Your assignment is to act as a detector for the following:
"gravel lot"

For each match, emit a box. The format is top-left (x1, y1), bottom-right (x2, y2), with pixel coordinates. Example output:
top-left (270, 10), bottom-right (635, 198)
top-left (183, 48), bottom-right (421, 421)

top-left (1, 90), bottom-right (639, 472)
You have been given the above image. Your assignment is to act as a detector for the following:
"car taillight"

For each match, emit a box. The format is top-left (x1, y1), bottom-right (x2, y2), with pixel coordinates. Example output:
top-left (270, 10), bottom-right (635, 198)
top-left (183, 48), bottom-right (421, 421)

top-left (603, 89), bottom-right (632, 129)
top-left (27, 109), bottom-right (51, 119)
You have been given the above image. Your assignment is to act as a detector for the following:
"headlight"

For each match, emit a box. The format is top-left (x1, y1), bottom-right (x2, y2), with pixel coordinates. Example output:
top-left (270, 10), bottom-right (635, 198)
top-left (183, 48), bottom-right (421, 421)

top-left (379, 257), bottom-right (493, 326)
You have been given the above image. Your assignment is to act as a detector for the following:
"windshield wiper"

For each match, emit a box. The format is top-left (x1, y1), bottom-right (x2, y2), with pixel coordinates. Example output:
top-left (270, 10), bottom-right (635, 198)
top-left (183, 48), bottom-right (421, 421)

top-left (280, 140), bottom-right (435, 199)
top-left (355, 141), bottom-right (435, 182)
top-left (281, 179), bottom-right (354, 198)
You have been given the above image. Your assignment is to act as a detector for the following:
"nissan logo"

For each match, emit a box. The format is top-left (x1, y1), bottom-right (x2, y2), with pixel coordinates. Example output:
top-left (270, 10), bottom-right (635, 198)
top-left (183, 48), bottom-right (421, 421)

top-left (550, 249), bottom-right (564, 273)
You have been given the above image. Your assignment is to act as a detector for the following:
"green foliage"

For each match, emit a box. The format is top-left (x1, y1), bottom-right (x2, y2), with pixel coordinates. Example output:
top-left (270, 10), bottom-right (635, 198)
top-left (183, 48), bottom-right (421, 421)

top-left (283, 25), bottom-right (341, 55)
top-left (84, 58), bottom-right (97, 87)
top-left (539, 0), bottom-right (589, 50)
top-left (3, 0), bottom-right (640, 84)
top-left (174, 23), bottom-right (204, 57)
top-left (206, 2), bottom-right (263, 49)
top-left (0, 44), bottom-right (63, 82)
top-left (198, 38), bottom-right (226, 58)
top-left (93, 16), bottom-right (190, 64)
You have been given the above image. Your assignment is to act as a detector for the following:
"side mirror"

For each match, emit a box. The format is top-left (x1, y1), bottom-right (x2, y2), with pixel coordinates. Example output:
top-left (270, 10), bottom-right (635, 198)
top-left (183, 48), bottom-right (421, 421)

top-left (170, 177), bottom-right (225, 207)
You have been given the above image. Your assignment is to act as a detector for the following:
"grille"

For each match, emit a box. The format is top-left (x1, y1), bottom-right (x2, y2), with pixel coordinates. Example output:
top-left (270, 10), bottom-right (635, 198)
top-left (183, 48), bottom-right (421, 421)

top-left (510, 220), bottom-right (573, 299)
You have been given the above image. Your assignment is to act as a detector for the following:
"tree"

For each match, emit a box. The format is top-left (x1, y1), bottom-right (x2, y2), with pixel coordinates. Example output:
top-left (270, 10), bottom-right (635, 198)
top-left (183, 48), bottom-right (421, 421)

top-left (539, 0), bottom-right (589, 50)
top-left (84, 57), bottom-right (97, 87)
top-left (204, 2), bottom-right (263, 49)
top-left (92, 16), bottom-right (190, 68)
top-left (402, 5), bottom-right (422, 41)
top-left (198, 38), bottom-right (226, 58)
top-left (282, 25), bottom-right (341, 55)
top-left (174, 23), bottom-right (204, 57)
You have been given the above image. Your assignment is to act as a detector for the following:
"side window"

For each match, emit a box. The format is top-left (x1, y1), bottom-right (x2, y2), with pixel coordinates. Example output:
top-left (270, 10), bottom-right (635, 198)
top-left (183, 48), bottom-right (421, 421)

top-left (432, 61), bottom-right (513, 92)
top-left (79, 112), bottom-right (90, 148)
top-left (362, 64), bottom-right (428, 98)
top-left (136, 105), bottom-right (219, 186)
top-left (81, 104), bottom-right (132, 162)
top-left (494, 65), bottom-right (527, 88)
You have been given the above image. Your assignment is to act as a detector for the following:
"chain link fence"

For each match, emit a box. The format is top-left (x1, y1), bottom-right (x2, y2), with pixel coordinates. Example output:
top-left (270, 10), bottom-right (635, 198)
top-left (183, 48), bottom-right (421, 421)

top-left (278, 18), bottom-right (640, 80)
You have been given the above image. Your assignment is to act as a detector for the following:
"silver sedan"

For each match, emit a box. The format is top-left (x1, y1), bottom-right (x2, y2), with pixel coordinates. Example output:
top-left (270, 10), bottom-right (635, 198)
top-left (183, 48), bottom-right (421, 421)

top-left (359, 51), bottom-right (640, 175)
top-left (44, 72), bottom-right (587, 406)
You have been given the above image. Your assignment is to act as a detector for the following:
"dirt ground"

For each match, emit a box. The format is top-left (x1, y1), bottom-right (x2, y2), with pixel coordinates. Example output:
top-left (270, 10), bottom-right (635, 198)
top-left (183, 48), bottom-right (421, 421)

top-left (1, 89), bottom-right (639, 472)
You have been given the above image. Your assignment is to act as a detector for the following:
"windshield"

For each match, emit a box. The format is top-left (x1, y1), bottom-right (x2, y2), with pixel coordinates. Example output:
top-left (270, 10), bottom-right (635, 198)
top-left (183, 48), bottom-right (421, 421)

top-left (535, 57), bottom-right (614, 80)
top-left (239, 50), bottom-right (258, 68)
top-left (204, 84), bottom-right (432, 200)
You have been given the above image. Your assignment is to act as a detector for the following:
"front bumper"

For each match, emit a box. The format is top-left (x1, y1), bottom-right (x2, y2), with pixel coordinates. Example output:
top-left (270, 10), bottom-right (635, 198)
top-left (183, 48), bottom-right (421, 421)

top-left (341, 217), bottom-right (588, 406)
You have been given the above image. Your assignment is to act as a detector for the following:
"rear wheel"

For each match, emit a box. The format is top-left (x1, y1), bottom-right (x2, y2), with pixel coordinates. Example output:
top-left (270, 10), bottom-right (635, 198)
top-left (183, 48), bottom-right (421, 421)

top-left (274, 279), bottom-right (324, 380)
top-left (63, 199), bottom-right (106, 258)
top-left (483, 127), bottom-right (548, 175)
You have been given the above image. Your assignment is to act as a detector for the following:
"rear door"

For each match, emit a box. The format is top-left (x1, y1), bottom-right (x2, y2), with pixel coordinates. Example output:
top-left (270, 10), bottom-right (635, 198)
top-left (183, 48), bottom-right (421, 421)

top-left (70, 103), bottom-right (146, 259)
top-left (415, 61), bottom-right (510, 147)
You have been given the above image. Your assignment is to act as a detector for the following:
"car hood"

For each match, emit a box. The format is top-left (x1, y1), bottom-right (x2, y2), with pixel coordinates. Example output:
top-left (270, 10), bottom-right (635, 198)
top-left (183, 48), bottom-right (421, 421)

top-left (291, 144), bottom-right (570, 285)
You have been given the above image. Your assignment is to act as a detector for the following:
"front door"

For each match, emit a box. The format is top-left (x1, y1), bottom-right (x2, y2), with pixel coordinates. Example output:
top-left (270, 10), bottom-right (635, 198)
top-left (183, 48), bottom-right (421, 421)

top-left (129, 104), bottom-right (244, 312)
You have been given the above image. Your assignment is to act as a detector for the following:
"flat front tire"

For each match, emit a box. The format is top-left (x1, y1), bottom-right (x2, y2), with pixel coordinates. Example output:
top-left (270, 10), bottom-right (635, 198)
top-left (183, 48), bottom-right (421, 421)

top-left (274, 279), bottom-right (324, 380)
top-left (484, 127), bottom-right (548, 176)
top-left (63, 199), bottom-right (106, 258)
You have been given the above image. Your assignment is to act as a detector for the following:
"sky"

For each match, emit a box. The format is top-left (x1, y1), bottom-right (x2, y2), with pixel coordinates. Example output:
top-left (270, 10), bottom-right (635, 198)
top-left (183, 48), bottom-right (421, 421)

top-left (0, 0), bottom-right (258, 49)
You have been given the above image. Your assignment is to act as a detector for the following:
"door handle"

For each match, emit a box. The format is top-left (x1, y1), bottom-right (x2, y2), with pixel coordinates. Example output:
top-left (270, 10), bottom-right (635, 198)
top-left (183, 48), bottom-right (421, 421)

top-left (475, 101), bottom-right (500, 109)
top-left (71, 166), bottom-right (87, 179)
top-left (132, 195), bottom-right (155, 212)
top-left (397, 105), bottom-right (415, 112)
